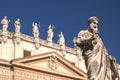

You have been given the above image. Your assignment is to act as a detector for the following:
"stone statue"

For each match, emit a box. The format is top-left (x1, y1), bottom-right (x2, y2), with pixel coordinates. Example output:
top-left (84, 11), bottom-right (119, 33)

top-left (47, 24), bottom-right (54, 43)
top-left (14, 18), bottom-right (20, 33)
top-left (76, 16), bottom-right (120, 80)
top-left (73, 37), bottom-right (77, 48)
top-left (32, 22), bottom-right (39, 38)
top-left (1, 16), bottom-right (10, 31)
top-left (58, 32), bottom-right (65, 46)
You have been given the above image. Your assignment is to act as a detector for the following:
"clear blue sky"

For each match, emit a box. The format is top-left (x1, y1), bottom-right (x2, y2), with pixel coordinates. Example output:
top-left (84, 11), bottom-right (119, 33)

top-left (0, 0), bottom-right (120, 63)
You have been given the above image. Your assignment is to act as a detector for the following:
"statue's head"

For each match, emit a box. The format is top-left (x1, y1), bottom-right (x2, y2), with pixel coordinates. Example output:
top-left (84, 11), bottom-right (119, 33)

top-left (35, 23), bottom-right (37, 26)
top-left (17, 18), bottom-right (20, 21)
top-left (88, 16), bottom-right (99, 34)
top-left (48, 24), bottom-right (52, 29)
top-left (58, 32), bottom-right (63, 37)
top-left (4, 16), bottom-right (7, 19)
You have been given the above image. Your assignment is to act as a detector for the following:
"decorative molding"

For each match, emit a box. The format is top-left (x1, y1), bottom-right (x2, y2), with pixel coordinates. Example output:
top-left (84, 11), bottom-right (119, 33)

top-left (0, 68), bottom-right (13, 76)
top-left (14, 70), bottom-right (64, 80)
top-left (0, 31), bottom-right (8, 43)
top-left (21, 33), bottom-right (34, 42)
top-left (14, 37), bottom-right (22, 44)
top-left (1, 35), bottom-right (8, 43)
top-left (1, 30), bottom-right (8, 35)
top-left (0, 30), bottom-right (79, 55)
top-left (0, 75), bottom-right (12, 80)
top-left (60, 46), bottom-right (67, 56)
top-left (33, 38), bottom-right (40, 49)
top-left (34, 42), bottom-right (40, 49)
top-left (14, 32), bottom-right (22, 44)
top-left (11, 52), bottom-right (87, 79)
top-left (48, 56), bottom-right (57, 71)
top-left (61, 50), bottom-right (66, 56)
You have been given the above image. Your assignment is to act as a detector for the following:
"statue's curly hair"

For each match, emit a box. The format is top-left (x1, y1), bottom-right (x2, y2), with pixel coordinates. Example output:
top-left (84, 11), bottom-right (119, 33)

top-left (88, 16), bottom-right (99, 25)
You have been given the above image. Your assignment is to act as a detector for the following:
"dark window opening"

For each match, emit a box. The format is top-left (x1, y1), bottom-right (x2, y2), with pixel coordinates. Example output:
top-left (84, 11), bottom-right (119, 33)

top-left (24, 50), bottom-right (31, 57)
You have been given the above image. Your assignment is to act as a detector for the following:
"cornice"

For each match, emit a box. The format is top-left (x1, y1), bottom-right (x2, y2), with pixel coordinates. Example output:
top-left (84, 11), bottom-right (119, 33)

top-left (11, 51), bottom-right (87, 79)
top-left (0, 30), bottom-right (80, 55)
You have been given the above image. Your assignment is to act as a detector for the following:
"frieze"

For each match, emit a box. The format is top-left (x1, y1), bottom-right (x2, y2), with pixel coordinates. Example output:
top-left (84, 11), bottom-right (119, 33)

top-left (20, 34), bottom-right (34, 42)
top-left (0, 68), bottom-right (13, 76)
top-left (0, 74), bottom-right (12, 80)
top-left (14, 70), bottom-right (70, 80)
top-left (0, 30), bottom-right (78, 54)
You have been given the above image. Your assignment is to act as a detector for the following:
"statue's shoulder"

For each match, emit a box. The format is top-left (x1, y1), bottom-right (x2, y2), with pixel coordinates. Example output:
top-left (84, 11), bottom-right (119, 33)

top-left (77, 30), bottom-right (89, 38)
top-left (78, 30), bottom-right (88, 35)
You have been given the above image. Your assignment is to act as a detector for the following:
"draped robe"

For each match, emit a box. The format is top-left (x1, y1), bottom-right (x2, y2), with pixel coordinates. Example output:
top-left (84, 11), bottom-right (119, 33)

top-left (76, 30), bottom-right (119, 80)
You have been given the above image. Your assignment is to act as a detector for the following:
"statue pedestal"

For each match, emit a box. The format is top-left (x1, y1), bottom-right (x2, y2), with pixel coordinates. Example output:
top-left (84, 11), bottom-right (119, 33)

top-left (34, 38), bottom-right (39, 42)
top-left (14, 32), bottom-right (21, 37)
top-left (60, 45), bottom-right (65, 49)
top-left (47, 41), bottom-right (53, 45)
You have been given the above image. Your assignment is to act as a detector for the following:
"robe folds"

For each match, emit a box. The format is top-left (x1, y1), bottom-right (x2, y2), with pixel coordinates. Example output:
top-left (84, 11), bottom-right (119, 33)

top-left (77, 30), bottom-right (119, 80)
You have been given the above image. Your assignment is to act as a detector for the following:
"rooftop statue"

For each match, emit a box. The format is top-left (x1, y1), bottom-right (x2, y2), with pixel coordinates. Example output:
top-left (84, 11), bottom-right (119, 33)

top-left (32, 22), bottom-right (39, 38)
top-left (1, 16), bottom-right (10, 31)
top-left (14, 18), bottom-right (21, 33)
top-left (73, 37), bottom-right (77, 48)
top-left (76, 16), bottom-right (120, 80)
top-left (47, 24), bottom-right (54, 43)
top-left (58, 32), bottom-right (65, 46)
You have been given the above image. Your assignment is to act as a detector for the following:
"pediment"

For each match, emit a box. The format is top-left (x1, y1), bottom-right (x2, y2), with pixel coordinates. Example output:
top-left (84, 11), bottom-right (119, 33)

top-left (12, 51), bottom-right (87, 79)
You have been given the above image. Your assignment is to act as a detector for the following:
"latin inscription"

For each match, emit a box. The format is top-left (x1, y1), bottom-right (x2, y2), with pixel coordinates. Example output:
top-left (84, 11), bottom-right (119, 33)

top-left (14, 70), bottom-right (70, 80)
top-left (0, 68), bottom-right (13, 76)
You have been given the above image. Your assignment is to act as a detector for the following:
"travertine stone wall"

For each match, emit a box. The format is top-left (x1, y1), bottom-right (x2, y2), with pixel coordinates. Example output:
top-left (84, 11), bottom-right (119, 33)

top-left (0, 30), bottom-right (87, 72)
top-left (0, 65), bottom-right (13, 80)
top-left (0, 38), bottom-right (14, 61)
top-left (14, 67), bottom-right (73, 80)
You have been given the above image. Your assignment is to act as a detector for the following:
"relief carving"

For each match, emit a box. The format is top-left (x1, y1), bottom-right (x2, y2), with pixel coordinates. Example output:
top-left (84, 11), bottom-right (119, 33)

top-left (34, 42), bottom-right (40, 49)
top-left (14, 37), bottom-right (22, 44)
top-left (48, 56), bottom-right (57, 71)
top-left (14, 33), bottom-right (22, 44)
top-left (1, 35), bottom-right (8, 43)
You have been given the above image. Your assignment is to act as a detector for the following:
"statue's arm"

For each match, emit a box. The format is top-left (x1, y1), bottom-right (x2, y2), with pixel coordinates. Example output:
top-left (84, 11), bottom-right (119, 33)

top-left (1, 19), bottom-right (4, 24)
top-left (76, 31), bottom-right (94, 43)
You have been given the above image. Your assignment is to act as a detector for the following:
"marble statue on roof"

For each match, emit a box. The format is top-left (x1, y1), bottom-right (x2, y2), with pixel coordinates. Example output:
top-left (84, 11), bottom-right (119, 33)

top-left (32, 22), bottom-right (39, 39)
top-left (1, 16), bottom-right (10, 31)
top-left (58, 32), bottom-right (65, 46)
top-left (14, 18), bottom-right (21, 33)
top-left (47, 24), bottom-right (54, 43)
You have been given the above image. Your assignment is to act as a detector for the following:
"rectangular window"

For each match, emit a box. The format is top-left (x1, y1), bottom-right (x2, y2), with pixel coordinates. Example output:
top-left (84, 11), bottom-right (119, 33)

top-left (24, 50), bottom-right (31, 57)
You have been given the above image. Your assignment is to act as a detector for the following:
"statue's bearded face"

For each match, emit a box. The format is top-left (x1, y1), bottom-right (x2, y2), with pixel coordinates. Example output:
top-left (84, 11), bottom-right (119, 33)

top-left (89, 20), bottom-right (98, 34)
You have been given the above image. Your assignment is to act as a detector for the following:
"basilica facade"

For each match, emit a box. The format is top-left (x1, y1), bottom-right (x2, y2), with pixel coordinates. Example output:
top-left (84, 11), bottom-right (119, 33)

top-left (0, 16), bottom-right (87, 80)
